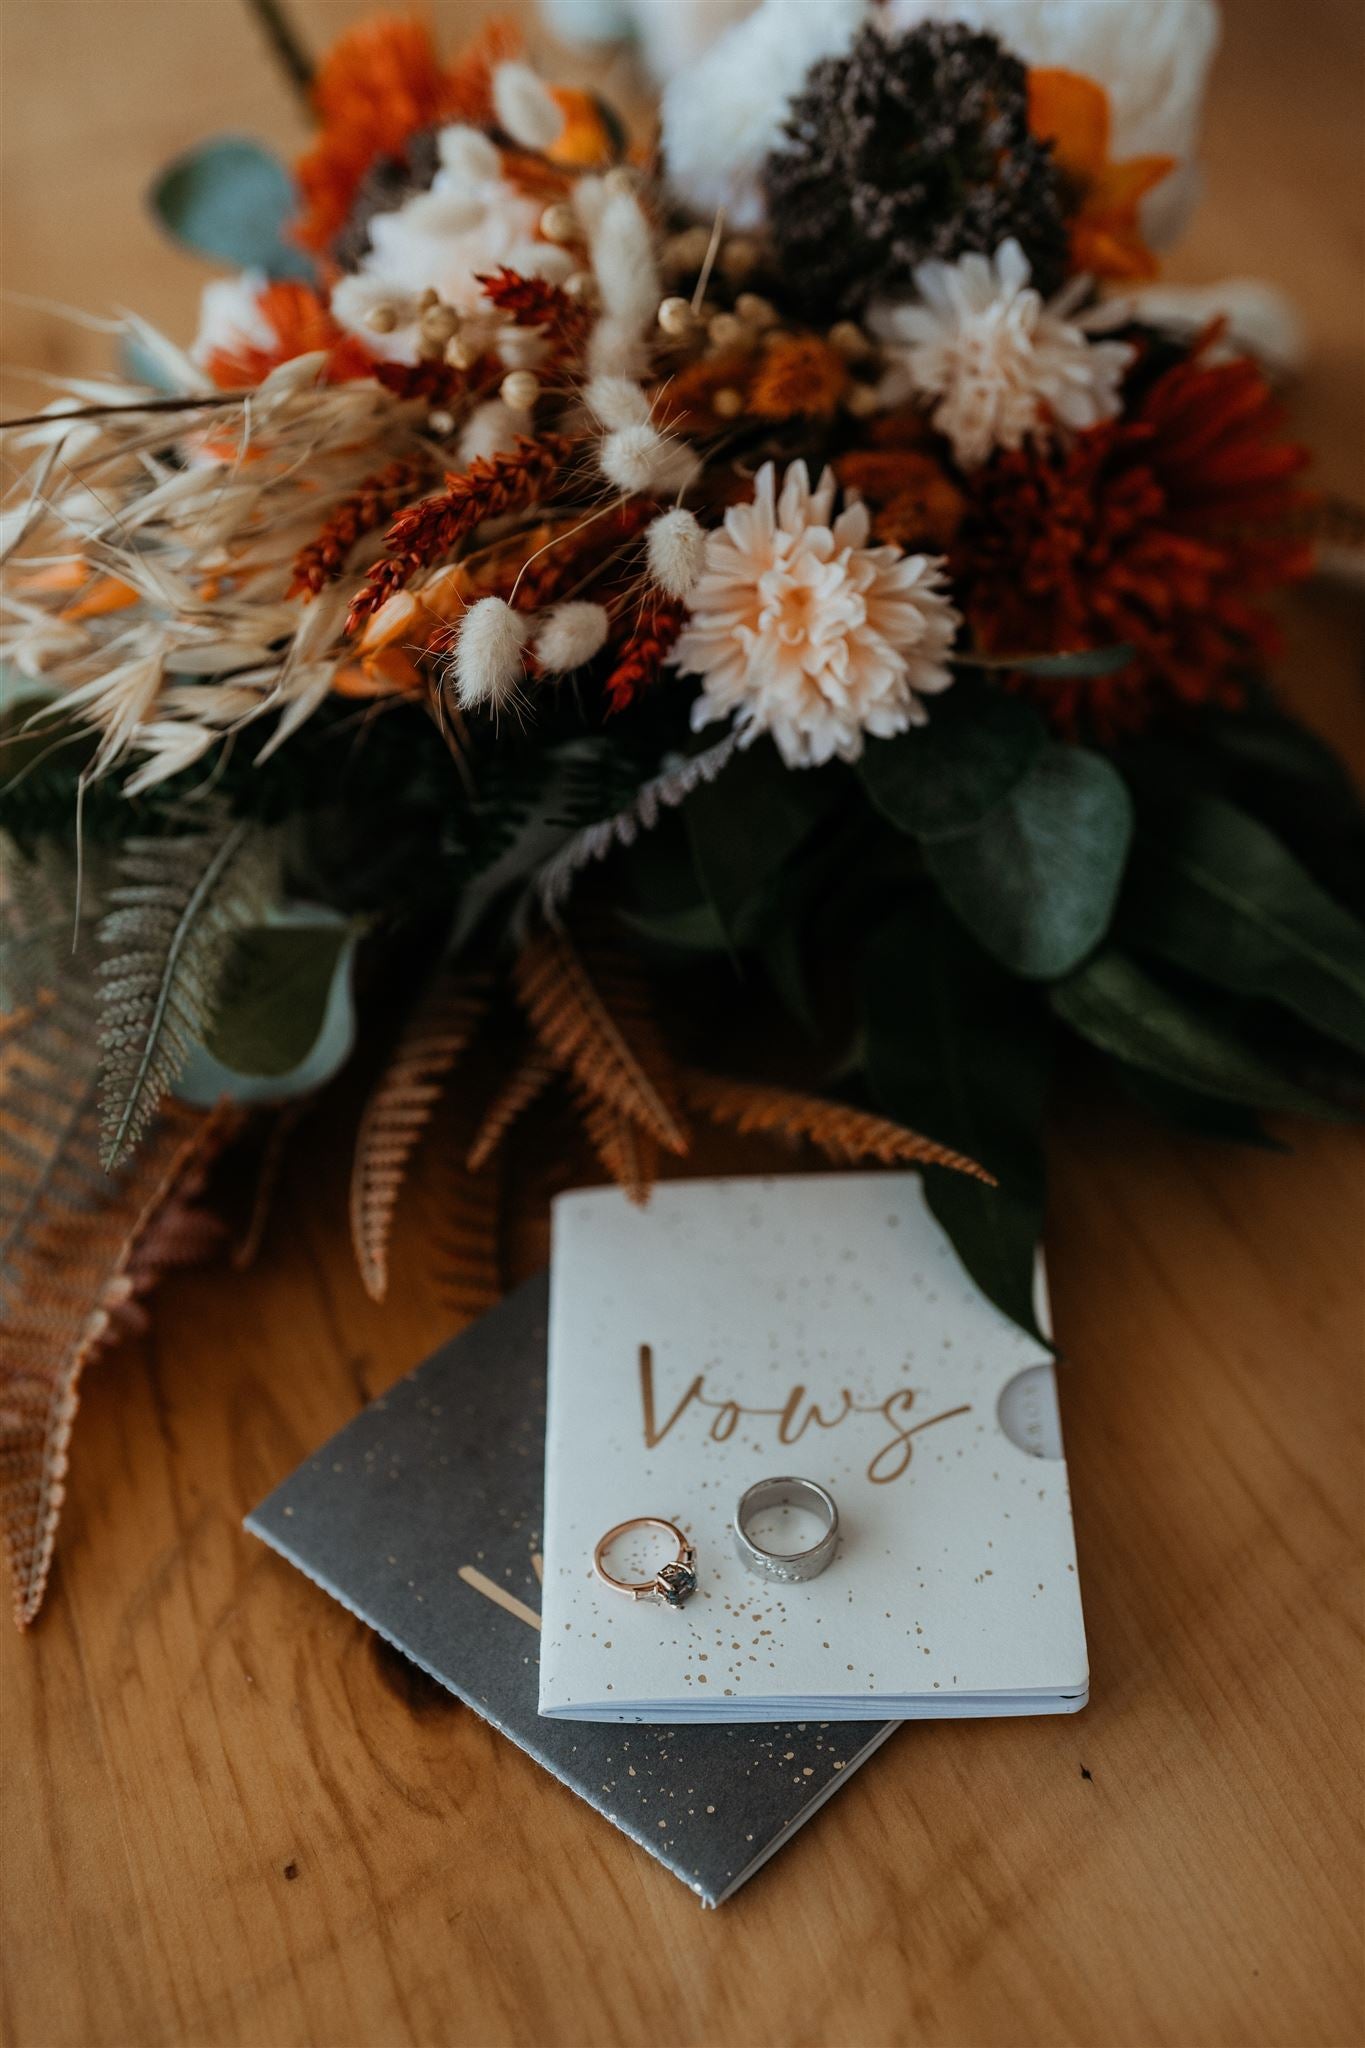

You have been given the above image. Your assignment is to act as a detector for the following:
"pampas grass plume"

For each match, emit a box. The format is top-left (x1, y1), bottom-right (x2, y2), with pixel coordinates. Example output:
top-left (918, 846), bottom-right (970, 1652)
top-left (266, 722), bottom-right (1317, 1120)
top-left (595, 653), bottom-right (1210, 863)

top-left (534, 602), bottom-right (610, 673)
top-left (600, 424), bottom-right (701, 497)
top-left (646, 508), bottom-right (706, 598)
top-left (586, 375), bottom-right (652, 429)
top-left (453, 597), bottom-right (529, 709)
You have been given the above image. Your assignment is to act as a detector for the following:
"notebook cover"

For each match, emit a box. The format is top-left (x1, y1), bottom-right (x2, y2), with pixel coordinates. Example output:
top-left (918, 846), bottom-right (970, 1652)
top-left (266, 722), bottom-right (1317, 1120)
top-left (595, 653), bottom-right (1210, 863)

top-left (246, 1273), bottom-right (897, 1908)
top-left (540, 1176), bottom-right (1088, 1722)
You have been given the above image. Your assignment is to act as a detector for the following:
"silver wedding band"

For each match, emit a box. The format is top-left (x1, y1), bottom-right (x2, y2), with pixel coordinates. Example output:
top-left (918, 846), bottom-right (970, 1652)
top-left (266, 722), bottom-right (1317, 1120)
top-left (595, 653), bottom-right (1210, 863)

top-left (734, 1476), bottom-right (839, 1584)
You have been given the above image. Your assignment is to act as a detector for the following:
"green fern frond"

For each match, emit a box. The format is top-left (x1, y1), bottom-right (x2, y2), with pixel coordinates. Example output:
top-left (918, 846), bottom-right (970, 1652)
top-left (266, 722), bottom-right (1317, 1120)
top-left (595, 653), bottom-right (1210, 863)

top-left (0, 832), bottom-right (89, 1012)
top-left (96, 807), bottom-right (278, 1168)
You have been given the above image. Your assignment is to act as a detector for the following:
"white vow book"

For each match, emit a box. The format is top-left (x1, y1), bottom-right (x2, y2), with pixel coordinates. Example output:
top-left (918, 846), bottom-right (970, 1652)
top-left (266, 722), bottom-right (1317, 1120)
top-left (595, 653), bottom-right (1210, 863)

top-left (538, 1174), bottom-right (1088, 1724)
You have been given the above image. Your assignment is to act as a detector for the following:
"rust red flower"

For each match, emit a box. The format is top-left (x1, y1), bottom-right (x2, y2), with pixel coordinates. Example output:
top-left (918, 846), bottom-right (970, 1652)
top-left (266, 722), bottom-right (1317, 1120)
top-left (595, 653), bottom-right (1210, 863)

top-left (955, 338), bottom-right (1312, 734)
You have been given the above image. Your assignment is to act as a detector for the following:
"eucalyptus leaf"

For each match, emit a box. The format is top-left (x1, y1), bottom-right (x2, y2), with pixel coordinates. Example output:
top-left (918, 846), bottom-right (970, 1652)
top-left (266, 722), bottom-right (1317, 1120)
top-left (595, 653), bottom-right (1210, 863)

top-left (149, 137), bottom-right (314, 280)
top-left (925, 745), bottom-right (1134, 980)
top-left (1051, 950), bottom-right (1332, 1117)
top-left (684, 738), bottom-right (840, 944)
top-left (178, 911), bottom-right (358, 1105)
top-left (863, 906), bottom-right (1050, 1340)
top-left (1122, 794), bottom-right (1365, 1056)
top-left (858, 679), bottom-right (1046, 842)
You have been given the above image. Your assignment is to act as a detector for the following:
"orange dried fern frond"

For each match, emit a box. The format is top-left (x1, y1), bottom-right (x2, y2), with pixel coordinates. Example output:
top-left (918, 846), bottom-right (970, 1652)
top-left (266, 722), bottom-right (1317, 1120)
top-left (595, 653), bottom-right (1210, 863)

top-left (574, 1087), bottom-right (660, 1205)
top-left (432, 1144), bottom-right (506, 1325)
top-left (349, 968), bottom-right (492, 1301)
top-left (512, 922), bottom-right (690, 1156)
top-left (680, 1069), bottom-right (995, 1183)
top-left (0, 1006), bottom-right (229, 1627)
top-left (466, 1043), bottom-right (557, 1173)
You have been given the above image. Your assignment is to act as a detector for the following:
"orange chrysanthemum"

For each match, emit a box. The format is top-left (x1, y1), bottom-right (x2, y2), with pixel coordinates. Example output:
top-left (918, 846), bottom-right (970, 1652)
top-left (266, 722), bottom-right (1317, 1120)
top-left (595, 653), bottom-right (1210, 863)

top-left (749, 335), bottom-right (850, 420)
top-left (295, 14), bottom-right (521, 254)
top-left (202, 281), bottom-right (374, 387)
top-left (1028, 68), bottom-right (1174, 283)
top-left (956, 338), bottom-right (1312, 735)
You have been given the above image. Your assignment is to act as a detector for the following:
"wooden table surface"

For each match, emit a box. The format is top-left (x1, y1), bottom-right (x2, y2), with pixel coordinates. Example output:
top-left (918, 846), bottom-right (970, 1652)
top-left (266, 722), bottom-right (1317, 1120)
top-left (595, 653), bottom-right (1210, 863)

top-left (3, 3), bottom-right (1363, 2044)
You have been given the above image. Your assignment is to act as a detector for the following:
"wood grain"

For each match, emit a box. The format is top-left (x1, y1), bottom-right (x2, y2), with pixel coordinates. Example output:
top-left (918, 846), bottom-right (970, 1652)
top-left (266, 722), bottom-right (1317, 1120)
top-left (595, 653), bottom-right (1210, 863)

top-left (2, 3), bottom-right (1363, 2043)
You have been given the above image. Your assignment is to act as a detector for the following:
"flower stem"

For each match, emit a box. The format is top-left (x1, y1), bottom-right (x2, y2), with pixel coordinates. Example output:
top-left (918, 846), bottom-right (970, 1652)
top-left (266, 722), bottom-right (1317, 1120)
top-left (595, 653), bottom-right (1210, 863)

top-left (241, 0), bottom-right (314, 110)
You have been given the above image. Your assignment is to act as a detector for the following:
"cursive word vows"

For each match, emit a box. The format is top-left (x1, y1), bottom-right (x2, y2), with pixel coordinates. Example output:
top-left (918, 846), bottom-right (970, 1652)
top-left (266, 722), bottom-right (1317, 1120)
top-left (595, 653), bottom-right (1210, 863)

top-left (638, 1345), bottom-right (970, 1485)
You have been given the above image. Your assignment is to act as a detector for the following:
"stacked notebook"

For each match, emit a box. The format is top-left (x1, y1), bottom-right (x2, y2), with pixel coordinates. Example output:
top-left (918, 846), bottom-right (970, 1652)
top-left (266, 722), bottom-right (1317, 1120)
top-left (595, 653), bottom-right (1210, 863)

top-left (248, 1171), bottom-right (1087, 1904)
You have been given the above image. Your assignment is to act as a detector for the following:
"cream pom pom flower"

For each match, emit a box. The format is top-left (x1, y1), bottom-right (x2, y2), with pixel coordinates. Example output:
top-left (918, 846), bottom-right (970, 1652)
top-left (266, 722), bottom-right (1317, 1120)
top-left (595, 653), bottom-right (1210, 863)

top-left (660, 0), bottom-right (865, 230)
top-left (674, 461), bottom-right (959, 768)
top-left (873, 238), bottom-right (1135, 470)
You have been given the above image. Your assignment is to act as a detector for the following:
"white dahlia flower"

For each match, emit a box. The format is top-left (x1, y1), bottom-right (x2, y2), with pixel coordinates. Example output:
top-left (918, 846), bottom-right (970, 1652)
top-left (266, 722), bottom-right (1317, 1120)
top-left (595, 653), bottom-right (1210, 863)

top-left (675, 460), bottom-right (959, 768)
top-left (330, 124), bottom-right (570, 365)
top-left (873, 238), bottom-right (1135, 469)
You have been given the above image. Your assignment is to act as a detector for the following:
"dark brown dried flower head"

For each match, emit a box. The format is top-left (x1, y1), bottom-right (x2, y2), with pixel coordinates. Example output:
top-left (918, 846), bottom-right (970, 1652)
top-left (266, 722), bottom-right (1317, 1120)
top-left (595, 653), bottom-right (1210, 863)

top-left (761, 22), bottom-right (1070, 316)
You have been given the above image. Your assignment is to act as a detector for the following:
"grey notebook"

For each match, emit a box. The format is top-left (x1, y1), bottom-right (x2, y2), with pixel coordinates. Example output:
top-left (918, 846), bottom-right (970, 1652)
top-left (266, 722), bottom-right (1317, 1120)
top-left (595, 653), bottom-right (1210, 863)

top-left (246, 1275), bottom-right (897, 1907)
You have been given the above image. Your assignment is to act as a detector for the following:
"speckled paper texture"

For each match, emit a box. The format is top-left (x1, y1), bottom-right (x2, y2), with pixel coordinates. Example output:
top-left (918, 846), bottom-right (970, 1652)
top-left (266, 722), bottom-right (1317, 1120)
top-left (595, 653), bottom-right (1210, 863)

top-left (246, 1274), bottom-right (897, 1908)
top-left (540, 1175), bottom-right (1088, 1722)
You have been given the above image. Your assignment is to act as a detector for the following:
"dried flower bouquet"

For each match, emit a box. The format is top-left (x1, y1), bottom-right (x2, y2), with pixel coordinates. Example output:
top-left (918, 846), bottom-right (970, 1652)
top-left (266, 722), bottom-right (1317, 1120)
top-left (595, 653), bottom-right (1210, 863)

top-left (2, 2), bottom-right (1363, 1627)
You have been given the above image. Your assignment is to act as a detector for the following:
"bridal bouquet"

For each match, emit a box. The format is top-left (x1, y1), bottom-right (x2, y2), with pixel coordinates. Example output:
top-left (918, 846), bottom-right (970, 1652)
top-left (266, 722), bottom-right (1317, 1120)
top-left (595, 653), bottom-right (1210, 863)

top-left (3, 0), bottom-right (1362, 1625)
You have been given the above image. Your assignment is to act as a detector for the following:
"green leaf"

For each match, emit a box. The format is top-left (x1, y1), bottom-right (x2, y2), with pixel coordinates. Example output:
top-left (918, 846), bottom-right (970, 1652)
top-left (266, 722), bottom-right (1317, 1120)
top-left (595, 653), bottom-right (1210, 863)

top-left (617, 901), bottom-right (730, 952)
top-left (149, 138), bottom-right (314, 281)
top-left (178, 911), bottom-right (358, 1106)
top-left (683, 739), bottom-right (840, 944)
top-left (925, 745), bottom-right (1134, 980)
top-left (1113, 1065), bottom-right (1286, 1151)
top-left (859, 679), bottom-right (1046, 842)
top-left (863, 905), bottom-right (1050, 1340)
top-left (1050, 949), bottom-right (1332, 1117)
top-left (204, 921), bottom-right (351, 1076)
top-left (1122, 794), bottom-right (1365, 1056)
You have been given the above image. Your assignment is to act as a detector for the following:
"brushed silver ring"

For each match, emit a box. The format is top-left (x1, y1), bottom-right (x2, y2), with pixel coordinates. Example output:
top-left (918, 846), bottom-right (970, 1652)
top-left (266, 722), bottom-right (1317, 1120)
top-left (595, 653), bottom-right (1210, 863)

top-left (733, 1476), bottom-right (839, 1584)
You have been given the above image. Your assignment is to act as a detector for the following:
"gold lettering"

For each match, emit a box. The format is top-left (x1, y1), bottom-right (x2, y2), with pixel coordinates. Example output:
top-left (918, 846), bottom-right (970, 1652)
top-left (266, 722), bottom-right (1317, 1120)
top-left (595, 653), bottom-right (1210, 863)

top-left (637, 1344), bottom-right (971, 1483)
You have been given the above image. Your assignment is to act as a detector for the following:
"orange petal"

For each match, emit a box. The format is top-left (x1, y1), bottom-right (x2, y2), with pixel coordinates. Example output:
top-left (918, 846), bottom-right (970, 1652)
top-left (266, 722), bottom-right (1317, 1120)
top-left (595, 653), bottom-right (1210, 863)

top-left (20, 560), bottom-right (88, 593)
top-left (333, 647), bottom-right (424, 697)
top-left (545, 86), bottom-right (623, 169)
top-left (1088, 154), bottom-right (1176, 213)
top-left (61, 574), bottom-right (140, 620)
top-left (1071, 221), bottom-right (1160, 282)
top-left (1028, 68), bottom-right (1110, 183)
top-left (357, 588), bottom-right (423, 653)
